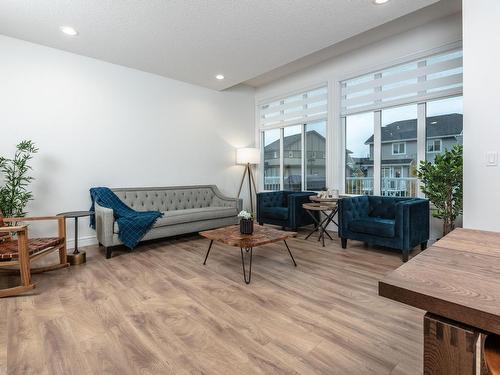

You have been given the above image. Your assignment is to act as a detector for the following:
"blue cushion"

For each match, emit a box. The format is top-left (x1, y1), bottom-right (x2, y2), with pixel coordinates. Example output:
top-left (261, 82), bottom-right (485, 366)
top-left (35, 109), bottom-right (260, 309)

top-left (261, 207), bottom-right (289, 220)
top-left (348, 218), bottom-right (395, 238)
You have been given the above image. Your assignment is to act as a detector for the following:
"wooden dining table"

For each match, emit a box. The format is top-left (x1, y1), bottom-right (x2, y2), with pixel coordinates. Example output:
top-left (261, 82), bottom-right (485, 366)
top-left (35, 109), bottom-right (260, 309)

top-left (379, 228), bottom-right (500, 374)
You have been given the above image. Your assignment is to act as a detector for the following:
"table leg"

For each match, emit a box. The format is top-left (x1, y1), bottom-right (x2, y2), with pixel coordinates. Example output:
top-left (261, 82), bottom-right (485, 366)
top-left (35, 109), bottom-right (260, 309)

top-left (304, 210), bottom-right (321, 240)
top-left (203, 240), bottom-right (214, 265)
top-left (74, 216), bottom-right (79, 254)
top-left (240, 247), bottom-right (253, 284)
top-left (423, 313), bottom-right (479, 375)
top-left (283, 240), bottom-right (297, 267)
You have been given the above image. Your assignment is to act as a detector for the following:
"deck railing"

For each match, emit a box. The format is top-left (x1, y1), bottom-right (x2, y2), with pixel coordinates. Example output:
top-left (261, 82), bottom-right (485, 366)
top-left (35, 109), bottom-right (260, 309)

top-left (264, 176), bottom-right (419, 197)
top-left (345, 177), bottom-right (419, 197)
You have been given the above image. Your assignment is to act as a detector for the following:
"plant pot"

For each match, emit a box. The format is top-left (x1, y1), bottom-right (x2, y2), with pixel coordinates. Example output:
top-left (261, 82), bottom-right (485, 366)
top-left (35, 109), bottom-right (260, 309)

top-left (240, 219), bottom-right (254, 235)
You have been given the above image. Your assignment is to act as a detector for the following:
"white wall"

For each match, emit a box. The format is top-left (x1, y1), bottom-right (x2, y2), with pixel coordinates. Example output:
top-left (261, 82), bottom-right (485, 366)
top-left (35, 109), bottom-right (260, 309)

top-left (255, 13), bottom-right (462, 240)
top-left (0, 35), bottom-right (255, 247)
top-left (462, 1), bottom-right (500, 232)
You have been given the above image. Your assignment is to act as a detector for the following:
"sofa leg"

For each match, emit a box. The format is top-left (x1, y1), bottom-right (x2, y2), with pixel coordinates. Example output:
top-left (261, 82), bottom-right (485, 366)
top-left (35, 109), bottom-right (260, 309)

top-left (105, 247), bottom-right (113, 259)
top-left (341, 238), bottom-right (347, 249)
top-left (421, 241), bottom-right (428, 251)
top-left (259, 222), bottom-right (263, 226)
top-left (402, 250), bottom-right (409, 263)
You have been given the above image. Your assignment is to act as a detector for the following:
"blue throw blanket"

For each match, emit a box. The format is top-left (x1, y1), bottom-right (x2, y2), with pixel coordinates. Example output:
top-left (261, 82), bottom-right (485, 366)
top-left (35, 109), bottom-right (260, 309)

top-left (89, 187), bottom-right (163, 249)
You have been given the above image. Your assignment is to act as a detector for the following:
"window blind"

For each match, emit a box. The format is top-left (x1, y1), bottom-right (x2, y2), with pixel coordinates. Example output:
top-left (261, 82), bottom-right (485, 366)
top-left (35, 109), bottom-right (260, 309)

top-left (341, 49), bottom-right (463, 116)
top-left (260, 86), bottom-right (327, 128)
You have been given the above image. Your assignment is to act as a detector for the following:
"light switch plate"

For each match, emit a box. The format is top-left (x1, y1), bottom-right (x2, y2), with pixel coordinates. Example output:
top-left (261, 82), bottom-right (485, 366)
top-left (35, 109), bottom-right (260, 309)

top-left (486, 151), bottom-right (498, 167)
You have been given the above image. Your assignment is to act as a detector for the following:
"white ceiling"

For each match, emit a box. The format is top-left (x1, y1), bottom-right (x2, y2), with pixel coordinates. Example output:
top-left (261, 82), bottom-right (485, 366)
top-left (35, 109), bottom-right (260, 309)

top-left (0, 0), bottom-right (441, 90)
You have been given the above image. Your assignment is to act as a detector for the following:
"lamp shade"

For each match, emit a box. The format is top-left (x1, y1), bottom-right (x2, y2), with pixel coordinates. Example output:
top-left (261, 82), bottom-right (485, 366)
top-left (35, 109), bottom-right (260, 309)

top-left (236, 148), bottom-right (260, 165)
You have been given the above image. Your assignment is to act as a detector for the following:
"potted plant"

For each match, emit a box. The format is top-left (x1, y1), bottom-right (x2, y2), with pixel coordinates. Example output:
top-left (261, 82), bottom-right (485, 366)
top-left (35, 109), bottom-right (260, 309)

top-left (417, 144), bottom-right (463, 237)
top-left (238, 210), bottom-right (254, 234)
top-left (0, 140), bottom-right (38, 217)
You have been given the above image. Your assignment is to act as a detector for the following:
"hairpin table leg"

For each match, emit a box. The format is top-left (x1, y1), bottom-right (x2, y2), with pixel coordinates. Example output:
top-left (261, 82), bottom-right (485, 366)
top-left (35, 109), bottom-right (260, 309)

top-left (203, 240), bottom-right (213, 265)
top-left (240, 247), bottom-right (253, 284)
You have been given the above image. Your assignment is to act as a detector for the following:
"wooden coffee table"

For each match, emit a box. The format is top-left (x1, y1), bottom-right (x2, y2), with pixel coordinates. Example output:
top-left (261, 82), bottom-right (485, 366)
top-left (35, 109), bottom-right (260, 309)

top-left (199, 225), bottom-right (297, 284)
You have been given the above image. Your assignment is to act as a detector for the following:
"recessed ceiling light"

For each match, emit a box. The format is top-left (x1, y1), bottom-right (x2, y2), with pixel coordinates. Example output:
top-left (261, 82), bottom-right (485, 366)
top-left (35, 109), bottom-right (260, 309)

top-left (215, 74), bottom-right (225, 80)
top-left (60, 26), bottom-right (78, 36)
top-left (373, 0), bottom-right (390, 4)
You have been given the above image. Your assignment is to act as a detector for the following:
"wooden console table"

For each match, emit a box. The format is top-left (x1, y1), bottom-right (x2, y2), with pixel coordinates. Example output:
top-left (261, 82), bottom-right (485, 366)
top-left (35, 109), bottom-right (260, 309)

top-left (379, 228), bottom-right (500, 374)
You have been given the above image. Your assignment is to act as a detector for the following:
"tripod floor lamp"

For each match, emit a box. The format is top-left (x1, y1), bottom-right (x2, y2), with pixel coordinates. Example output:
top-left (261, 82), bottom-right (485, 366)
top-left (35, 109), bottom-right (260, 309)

top-left (236, 148), bottom-right (260, 213)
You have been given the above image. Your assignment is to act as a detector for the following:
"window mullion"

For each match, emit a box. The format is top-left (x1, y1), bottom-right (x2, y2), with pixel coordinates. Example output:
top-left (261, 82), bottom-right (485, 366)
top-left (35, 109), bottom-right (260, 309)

top-left (374, 110), bottom-right (382, 196)
top-left (417, 102), bottom-right (426, 198)
top-left (279, 128), bottom-right (284, 191)
top-left (301, 124), bottom-right (306, 191)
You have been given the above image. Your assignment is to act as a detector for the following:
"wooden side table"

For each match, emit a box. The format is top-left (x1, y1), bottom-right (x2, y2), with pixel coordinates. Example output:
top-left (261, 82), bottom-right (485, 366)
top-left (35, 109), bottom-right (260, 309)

top-left (57, 211), bottom-right (93, 265)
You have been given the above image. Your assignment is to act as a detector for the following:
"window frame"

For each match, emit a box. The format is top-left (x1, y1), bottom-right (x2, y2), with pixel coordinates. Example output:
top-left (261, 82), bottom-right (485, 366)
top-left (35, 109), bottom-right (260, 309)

top-left (426, 138), bottom-right (442, 153)
top-left (392, 142), bottom-right (406, 155)
top-left (258, 85), bottom-right (328, 192)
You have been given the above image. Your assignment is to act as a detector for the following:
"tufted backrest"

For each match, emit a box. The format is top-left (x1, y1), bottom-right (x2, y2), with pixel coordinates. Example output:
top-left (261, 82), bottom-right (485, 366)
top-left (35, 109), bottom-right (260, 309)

top-left (368, 196), bottom-right (414, 219)
top-left (258, 191), bottom-right (286, 208)
top-left (112, 186), bottom-right (232, 212)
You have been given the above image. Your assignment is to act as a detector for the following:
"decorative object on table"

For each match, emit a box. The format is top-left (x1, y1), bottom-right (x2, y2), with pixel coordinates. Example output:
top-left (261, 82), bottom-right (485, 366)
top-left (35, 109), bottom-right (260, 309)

top-left (236, 147), bottom-right (259, 214)
top-left (200, 225), bottom-right (297, 284)
top-left (303, 195), bottom-right (340, 247)
top-left (417, 144), bottom-right (463, 236)
top-left (0, 210), bottom-right (69, 298)
top-left (338, 195), bottom-right (429, 262)
top-left (91, 185), bottom-right (241, 258)
top-left (0, 140), bottom-right (38, 217)
top-left (57, 211), bottom-right (93, 265)
top-left (317, 189), bottom-right (339, 200)
top-left (238, 210), bottom-right (254, 234)
top-left (256, 191), bottom-right (318, 231)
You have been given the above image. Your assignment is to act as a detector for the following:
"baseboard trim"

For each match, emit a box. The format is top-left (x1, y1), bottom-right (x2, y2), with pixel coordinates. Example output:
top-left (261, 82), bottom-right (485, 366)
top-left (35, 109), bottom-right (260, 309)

top-left (65, 235), bottom-right (98, 250)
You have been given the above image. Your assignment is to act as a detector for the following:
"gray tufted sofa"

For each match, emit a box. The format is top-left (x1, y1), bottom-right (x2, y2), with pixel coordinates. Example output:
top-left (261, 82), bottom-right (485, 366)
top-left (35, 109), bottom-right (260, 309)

top-left (94, 185), bottom-right (242, 258)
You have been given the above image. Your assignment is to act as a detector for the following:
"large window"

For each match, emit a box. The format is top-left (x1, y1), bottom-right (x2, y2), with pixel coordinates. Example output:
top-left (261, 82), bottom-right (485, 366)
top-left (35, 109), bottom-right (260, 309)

top-left (381, 104), bottom-right (418, 197)
top-left (426, 96), bottom-right (463, 163)
top-left (283, 125), bottom-right (302, 191)
top-left (342, 48), bottom-right (463, 197)
top-left (345, 112), bottom-right (374, 195)
top-left (305, 121), bottom-right (327, 190)
top-left (260, 86), bottom-right (327, 191)
top-left (263, 129), bottom-right (280, 191)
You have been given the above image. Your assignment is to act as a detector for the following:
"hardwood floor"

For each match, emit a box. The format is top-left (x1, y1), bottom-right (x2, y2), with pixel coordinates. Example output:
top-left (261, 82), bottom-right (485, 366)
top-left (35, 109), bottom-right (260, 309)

top-left (0, 229), bottom-right (424, 374)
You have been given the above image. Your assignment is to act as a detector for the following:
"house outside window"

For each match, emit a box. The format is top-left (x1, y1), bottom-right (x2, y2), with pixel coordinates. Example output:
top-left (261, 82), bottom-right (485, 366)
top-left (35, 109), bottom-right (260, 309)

top-left (427, 139), bottom-right (442, 153)
top-left (392, 142), bottom-right (406, 155)
top-left (259, 86), bottom-right (328, 192)
top-left (341, 48), bottom-right (463, 197)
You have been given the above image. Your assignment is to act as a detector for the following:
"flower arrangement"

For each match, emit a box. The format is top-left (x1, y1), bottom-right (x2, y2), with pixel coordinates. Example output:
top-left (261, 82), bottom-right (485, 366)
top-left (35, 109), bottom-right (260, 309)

top-left (238, 210), bottom-right (253, 220)
top-left (238, 210), bottom-right (254, 234)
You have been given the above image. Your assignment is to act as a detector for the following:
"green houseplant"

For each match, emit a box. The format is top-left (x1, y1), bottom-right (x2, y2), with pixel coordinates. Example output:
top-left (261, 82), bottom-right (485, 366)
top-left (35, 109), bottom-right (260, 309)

top-left (417, 144), bottom-right (463, 236)
top-left (0, 140), bottom-right (38, 217)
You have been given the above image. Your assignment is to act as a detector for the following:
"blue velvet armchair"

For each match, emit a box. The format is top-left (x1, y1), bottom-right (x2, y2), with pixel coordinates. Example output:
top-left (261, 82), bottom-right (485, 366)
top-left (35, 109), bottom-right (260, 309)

top-left (338, 196), bottom-right (429, 262)
top-left (257, 191), bottom-right (318, 230)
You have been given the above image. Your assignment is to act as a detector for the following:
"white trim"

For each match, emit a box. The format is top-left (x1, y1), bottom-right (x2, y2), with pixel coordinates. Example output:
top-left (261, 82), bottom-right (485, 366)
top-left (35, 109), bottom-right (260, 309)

top-left (426, 138), bottom-right (442, 153)
top-left (373, 111), bottom-right (382, 195)
top-left (391, 142), bottom-right (406, 155)
top-left (66, 235), bottom-right (98, 250)
top-left (417, 102), bottom-right (427, 197)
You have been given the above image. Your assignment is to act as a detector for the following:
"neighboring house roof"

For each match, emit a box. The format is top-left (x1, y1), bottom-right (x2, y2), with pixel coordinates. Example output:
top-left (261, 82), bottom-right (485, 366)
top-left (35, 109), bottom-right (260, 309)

top-left (264, 130), bottom-right (325, 151)
top-left (364, 113), bottom-right (463, 144)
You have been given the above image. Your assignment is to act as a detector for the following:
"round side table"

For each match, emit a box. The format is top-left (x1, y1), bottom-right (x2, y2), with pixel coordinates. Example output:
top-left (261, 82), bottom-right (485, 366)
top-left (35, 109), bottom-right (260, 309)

top-left (57, 211), bottom-right (93, 265)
